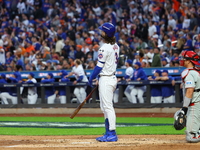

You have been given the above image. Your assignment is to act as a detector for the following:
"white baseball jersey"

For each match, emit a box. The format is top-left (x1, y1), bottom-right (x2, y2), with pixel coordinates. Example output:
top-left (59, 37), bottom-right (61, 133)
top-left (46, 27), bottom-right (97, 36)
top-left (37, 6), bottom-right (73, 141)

top-left (27, 78), bottom-right (37, 94)
top-left (97, 43), bottom-right (120, 75)
top-left (125, 67), bottom-right (134, 78)
top-left (72, 65), bottom-right (88, 82)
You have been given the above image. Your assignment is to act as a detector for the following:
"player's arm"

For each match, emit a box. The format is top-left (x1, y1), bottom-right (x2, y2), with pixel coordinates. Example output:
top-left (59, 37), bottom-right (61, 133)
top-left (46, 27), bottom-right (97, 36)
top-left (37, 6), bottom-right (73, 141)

top-left (61, 78), bottom-right (70, 82)
top-left (65, 72), bottom-right (74, 78)
top-left (89, 61), bottom-right (103, 84)
top-left (181, 74), bottom-right (195, 114)
top-left (41, 78), bottom-right (54, 83)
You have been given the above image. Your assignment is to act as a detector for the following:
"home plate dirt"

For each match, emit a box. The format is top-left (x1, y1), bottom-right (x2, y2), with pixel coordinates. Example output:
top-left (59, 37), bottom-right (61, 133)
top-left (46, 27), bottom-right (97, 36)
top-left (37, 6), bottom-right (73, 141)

top-left (0, 135), bottom-right (200, 150)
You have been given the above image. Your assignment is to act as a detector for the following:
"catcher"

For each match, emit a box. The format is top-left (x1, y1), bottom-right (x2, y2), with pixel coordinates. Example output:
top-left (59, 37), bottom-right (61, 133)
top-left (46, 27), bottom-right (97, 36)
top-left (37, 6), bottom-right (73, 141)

top-left (174, 50), bottom-right (200, 143)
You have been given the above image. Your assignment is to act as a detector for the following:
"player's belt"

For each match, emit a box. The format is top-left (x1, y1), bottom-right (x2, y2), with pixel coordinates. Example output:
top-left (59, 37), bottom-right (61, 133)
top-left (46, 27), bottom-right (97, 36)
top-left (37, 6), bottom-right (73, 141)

top-left (194, 89), bottom-right (200, 92)
top-left (28, 93), bottom-right (36, 95)
top-left (100, 74), bottom-right (115, 77)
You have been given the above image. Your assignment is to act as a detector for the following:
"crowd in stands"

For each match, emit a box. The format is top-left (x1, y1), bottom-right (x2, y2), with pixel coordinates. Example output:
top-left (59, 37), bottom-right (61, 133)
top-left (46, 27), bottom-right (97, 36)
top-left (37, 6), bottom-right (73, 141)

top-left (0, 0), bottom-right (200, 73)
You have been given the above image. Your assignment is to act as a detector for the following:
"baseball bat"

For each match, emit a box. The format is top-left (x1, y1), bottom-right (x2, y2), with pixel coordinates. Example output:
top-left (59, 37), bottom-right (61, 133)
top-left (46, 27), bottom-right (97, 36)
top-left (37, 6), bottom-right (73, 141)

top-left (70, 86), bottom-right (98, 119)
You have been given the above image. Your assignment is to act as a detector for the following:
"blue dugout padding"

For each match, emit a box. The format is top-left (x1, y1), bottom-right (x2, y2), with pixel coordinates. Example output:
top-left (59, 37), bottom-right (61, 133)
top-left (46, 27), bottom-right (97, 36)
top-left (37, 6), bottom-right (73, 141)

top-left (1, 67), bottom-right (185, 79)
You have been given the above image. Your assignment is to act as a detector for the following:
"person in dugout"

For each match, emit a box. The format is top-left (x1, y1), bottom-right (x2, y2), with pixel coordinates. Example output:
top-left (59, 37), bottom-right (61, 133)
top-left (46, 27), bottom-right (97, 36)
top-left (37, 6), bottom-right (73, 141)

top-left (41, 73), bottom-right (58, 104)
top-left (57, 70), bottom-right (70, 104)
top-left (148, 70), bottom-right (162, 103)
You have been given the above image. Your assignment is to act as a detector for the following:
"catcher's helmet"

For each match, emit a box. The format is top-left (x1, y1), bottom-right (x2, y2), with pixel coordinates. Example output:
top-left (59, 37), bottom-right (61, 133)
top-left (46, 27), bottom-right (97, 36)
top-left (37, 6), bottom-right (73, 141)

top-left (98, 22), bottom-right (115, 37)
top-left (179, 50), bottom-right (200, 66)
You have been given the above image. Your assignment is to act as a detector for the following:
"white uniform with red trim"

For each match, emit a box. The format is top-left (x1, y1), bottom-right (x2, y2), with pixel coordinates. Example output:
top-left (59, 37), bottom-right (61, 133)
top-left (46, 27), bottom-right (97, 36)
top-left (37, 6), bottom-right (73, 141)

top-left (97, 43), bottom-right (119, 131)
top-left (181, 68), bottom-right (200, 138)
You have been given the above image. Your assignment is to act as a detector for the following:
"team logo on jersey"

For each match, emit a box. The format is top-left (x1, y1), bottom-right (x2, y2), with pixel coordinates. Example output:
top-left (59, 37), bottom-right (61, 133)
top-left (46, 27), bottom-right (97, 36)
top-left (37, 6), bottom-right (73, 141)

top-left (98, 54), bottom-right (103, 59)
top-left (186, 81), bottom-right (192, 85)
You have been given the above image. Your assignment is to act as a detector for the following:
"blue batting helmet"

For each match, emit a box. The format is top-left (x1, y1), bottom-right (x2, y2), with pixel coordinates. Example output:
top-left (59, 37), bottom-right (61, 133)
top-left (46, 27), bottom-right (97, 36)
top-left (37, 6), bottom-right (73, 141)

top-left (155, 70), bottom-right (161, 76)
top-left (98, 22), bottom-right (115, 37)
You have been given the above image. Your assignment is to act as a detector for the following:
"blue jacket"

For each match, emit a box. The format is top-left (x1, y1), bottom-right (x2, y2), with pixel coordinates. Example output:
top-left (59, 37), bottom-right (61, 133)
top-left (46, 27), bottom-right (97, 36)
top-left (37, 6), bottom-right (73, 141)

top-left (0, 79), bottom-right (9, 93)
top-left (131, 67), bottom-right (147, 87)
top-left (59, 78), bottom-right (70, 96)
top-left (150, 76), bottom-right (162, 96)
top-left (161, 76), bottom-right (174, 97)
top-left (8, 77), bottom-right (18, 96)
top-left (41, 78), bottom-right (55, 97)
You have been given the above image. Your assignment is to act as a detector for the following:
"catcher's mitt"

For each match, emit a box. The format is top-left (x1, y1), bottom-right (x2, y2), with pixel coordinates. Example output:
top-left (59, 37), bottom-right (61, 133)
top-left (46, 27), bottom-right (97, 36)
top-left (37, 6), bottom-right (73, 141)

top-left (173, 110), bottom-right (186, 130)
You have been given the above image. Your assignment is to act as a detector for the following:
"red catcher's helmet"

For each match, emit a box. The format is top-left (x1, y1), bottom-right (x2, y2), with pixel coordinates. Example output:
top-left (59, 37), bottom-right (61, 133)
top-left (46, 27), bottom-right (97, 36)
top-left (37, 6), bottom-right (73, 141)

top-left (179, 51), bottom-right (200, 66)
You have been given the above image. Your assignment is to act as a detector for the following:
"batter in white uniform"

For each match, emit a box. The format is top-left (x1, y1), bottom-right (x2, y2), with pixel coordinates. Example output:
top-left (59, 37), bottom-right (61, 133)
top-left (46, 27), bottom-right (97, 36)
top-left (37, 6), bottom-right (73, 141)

top-left (65, 59), bottom-right (88, 103)
top-left (89, 22), bottom-right (119, 142)
top-left (25, 72), bottom-right (38, 104)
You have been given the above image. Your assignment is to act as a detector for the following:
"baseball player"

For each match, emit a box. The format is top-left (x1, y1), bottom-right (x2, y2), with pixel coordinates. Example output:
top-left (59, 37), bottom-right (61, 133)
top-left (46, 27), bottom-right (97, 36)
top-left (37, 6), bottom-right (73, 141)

top-left (41, 73), bottom-right (57, 104)
top-left (176, 51), bottom-right (200, 142)
top-left (113, 59), bottom-right (134, 103)
top-left (65, 59), bottom-right (88, 103)
top-left (148, 70), bottom-right (162, 103)
top-left (1, 73), bottom-right (19, 104)
top-left (58, 70), bottom-right (70, 104)
top-left (89, 22), bottom-right (119, 142)
top-left (123, 59), bottom-right (134, 103)
top-left (25, 72), bottom-right (38, 104)
top-left (0, 74), bottom-right (10, 104)
top-left (155, 70), bottom-right (175, 103)
top-left (129, 62), bottom-right (147, 103)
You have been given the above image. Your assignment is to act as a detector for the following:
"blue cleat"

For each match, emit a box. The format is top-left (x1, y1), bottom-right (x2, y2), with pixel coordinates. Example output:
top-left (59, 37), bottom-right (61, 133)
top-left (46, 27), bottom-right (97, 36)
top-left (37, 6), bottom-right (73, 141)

top-left (96, 134), bottom-right (108, 141)
top-left (96, 131), bottom-right (118, 142)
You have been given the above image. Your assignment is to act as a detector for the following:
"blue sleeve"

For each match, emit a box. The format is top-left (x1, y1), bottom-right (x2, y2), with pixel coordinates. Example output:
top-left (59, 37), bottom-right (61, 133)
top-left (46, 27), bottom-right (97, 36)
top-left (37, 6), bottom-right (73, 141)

top-left (9, 77), bottom-right (18, 83)
top-left (41, 78), bottom-right (54, 83)
top-left (61, 78), bottom-right (70, 82)
top-left (124, 75), bottom-right (130, 79)
top-left (26, 80), bottom-right (34, 84)
top-left (77, 75), bottom-right (83, 82)
top-left (89, 66), bottom-right (102, 81)
top-left (139, 71), bottom-right (147, 80)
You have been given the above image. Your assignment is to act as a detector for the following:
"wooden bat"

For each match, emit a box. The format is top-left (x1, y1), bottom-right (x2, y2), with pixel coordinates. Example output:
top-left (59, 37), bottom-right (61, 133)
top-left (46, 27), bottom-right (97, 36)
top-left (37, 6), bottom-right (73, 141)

top-left (70, 86), bottom-right (98, 119)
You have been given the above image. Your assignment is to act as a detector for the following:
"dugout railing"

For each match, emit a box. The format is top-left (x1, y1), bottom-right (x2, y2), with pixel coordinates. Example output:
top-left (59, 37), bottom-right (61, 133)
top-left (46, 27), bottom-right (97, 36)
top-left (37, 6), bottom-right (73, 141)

top-left (0, 80), bottom-right (182, 108)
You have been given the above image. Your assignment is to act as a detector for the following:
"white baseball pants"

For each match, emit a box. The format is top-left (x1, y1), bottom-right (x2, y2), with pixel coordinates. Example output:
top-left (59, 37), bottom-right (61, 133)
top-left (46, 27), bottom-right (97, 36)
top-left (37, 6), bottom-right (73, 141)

top-left (27, 93), bottom-right (38, 104)
top-left (99, 75), bottom-right (117, 131)
top-left (74, 86), bottom-right (87, 103)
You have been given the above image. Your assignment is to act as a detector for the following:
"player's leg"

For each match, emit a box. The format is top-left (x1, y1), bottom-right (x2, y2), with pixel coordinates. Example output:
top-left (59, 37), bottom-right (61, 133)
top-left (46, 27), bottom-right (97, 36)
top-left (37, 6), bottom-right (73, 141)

top-left (137, 86), bottom-right (146, 103)
top-left (124, 85), bottom-right (134, 103)
top-left (79, 86), bottom-right (87, 103)
top-left (98, 76), bottom-right (118, 142)
top-left (73, 87), bottom-right (82, 103)
top-left (130, 87), bottom-right (138, 103)
top-left (28, 94), bottom-right (38, 104)
top-left (0, 92), bottom-right (9, 104)
top-left (60, 96), bottom-right (66, 104)
top-left (167, 95), bottom-right (175, 103)
top-left (47, 94), bottom-right (56, 104)
top-left (113, 88), bottom-right (119, 103)
top-left (185, 103), bottom-right (200, 142)
top-left (11, 96), bottom-right (17, 104)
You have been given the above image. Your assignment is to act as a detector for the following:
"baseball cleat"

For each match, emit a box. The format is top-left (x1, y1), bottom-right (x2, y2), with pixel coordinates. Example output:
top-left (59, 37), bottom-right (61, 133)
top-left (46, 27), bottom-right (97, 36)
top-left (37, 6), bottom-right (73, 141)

top-left (96, 131), bottom-right (118, 142)
top-left (185, 131), bottom-right (200, 143)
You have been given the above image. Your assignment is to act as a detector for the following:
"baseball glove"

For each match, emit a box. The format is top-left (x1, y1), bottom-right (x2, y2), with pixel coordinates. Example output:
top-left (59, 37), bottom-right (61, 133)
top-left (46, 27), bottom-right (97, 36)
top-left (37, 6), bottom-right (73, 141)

top-left (173, 110), bottom-right (186, 130)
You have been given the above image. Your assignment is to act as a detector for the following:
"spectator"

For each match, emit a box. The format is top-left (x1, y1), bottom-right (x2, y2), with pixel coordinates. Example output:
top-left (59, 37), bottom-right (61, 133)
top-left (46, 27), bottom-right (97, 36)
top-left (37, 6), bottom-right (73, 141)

top-left (161, 58), bottom-right (170, 67)
top-left (151, 47), bottom-right (161, 67)
top-left (55, 36), bottom-right (64, 55)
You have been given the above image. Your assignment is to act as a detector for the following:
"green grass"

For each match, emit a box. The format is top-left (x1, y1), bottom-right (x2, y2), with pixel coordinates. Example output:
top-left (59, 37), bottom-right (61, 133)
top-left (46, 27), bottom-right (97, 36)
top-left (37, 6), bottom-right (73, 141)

top-left (0, 117), bottom-right (173, 124)
top-left (0, 117), bottom-right (185, 136)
